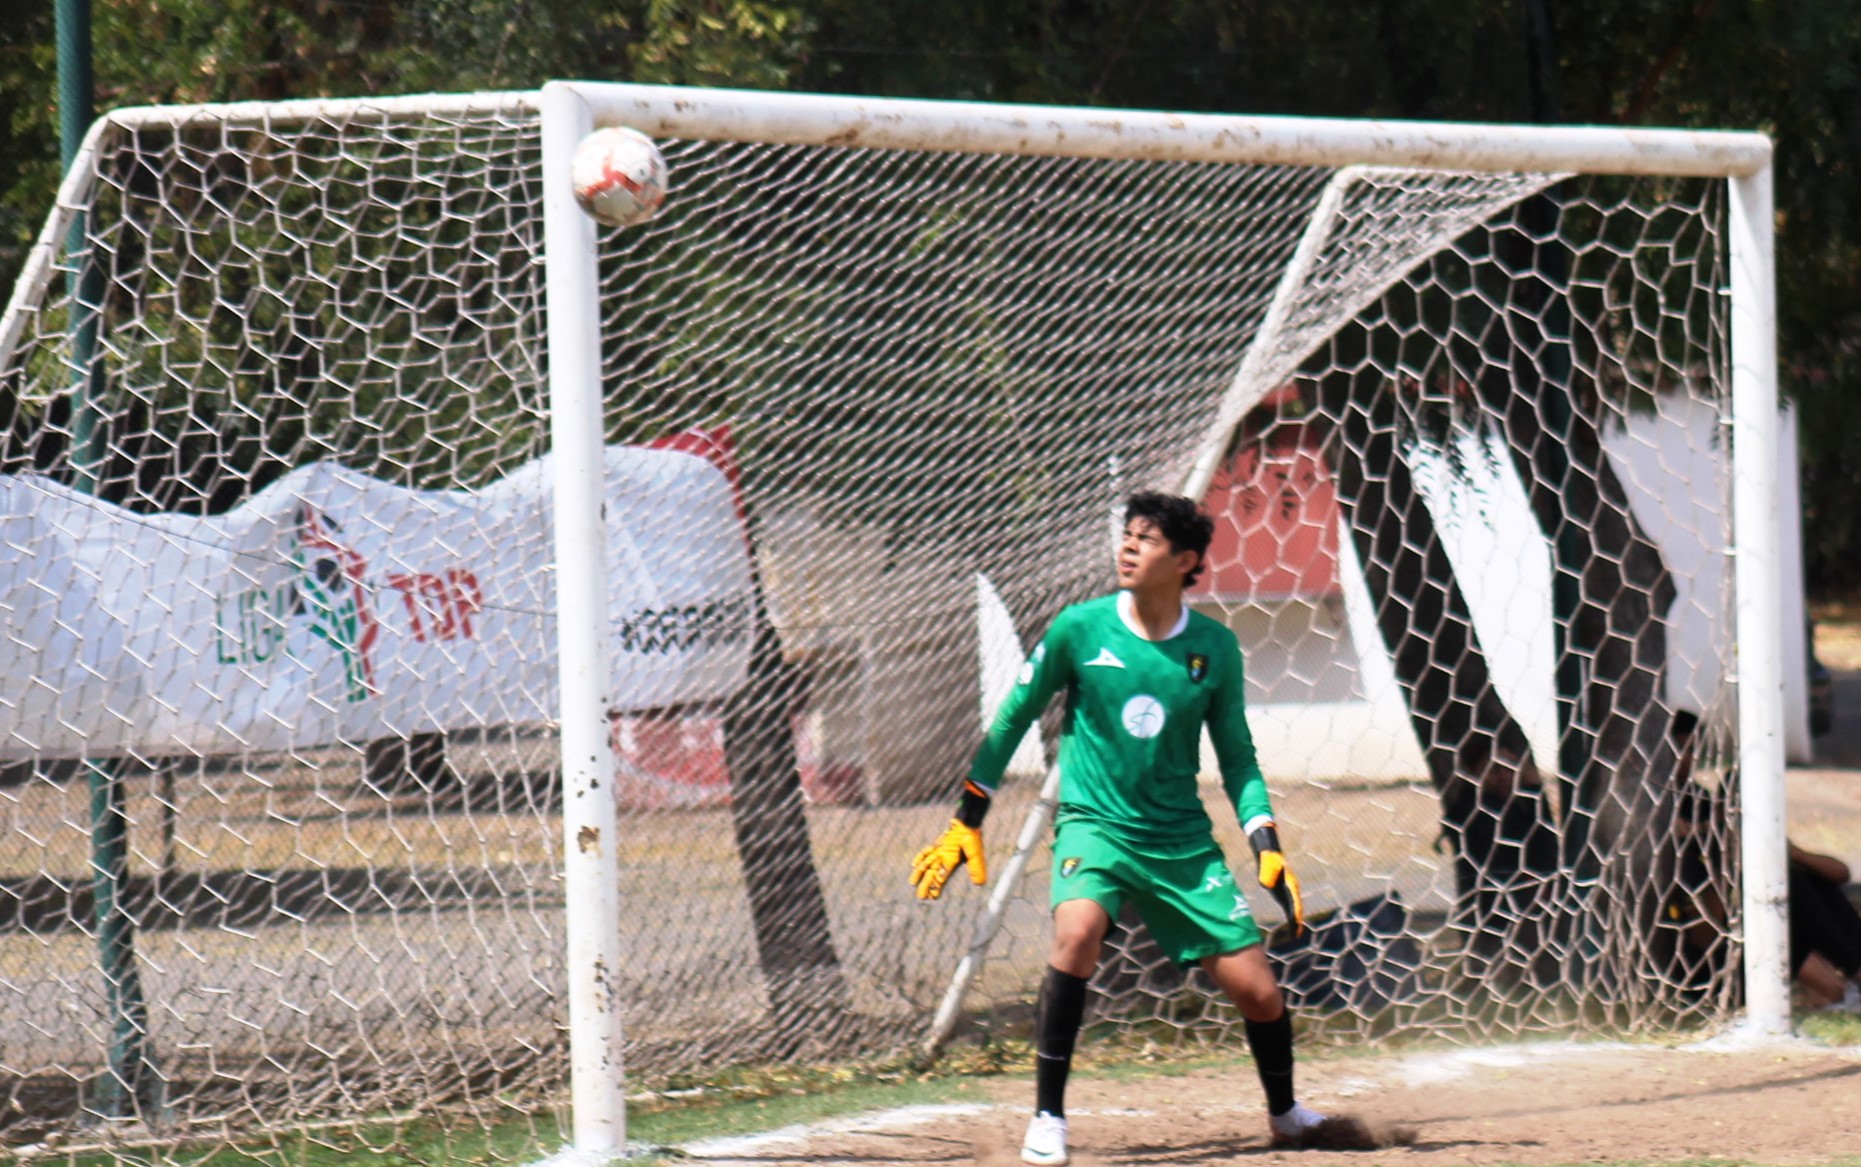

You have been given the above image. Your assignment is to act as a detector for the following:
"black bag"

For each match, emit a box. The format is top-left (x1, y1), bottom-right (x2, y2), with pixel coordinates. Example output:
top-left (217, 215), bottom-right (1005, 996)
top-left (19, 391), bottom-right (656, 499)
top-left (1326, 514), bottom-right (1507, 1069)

top-left (1266, 891), bottom-right (1422, 1016)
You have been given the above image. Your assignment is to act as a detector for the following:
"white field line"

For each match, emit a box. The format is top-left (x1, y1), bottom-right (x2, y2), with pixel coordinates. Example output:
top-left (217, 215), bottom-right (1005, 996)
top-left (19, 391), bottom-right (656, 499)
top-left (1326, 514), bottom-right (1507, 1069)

top-left (1326, 1039), bottom-right (1631, 1098)
top-left (679, 1102), bottom-right (991, 1159)
top-left (530, 1035), bottom-right (1847, 1167)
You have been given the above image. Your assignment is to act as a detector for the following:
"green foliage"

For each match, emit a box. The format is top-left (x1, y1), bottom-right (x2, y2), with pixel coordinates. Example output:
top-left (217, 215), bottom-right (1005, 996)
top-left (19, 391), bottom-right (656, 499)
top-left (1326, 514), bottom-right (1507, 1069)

top-left (0, 0), bottom-right (59, 293)
top-left (798, 0), bottom-right (1536, 117)
top-left (630, 0), bottom-right (814, 89)
top-left (6, 0), bottom-right (1861, 580)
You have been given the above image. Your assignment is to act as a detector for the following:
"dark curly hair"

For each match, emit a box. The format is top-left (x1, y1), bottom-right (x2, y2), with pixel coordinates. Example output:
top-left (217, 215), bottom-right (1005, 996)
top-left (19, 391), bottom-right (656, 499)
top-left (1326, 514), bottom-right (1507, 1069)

top-left (1124, 491), bottom-right (1215, 586)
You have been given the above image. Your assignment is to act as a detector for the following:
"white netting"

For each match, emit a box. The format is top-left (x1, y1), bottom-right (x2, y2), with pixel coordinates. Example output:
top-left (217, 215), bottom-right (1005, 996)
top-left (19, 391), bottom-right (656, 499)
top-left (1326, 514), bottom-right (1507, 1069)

top-left (0, 93), bottom-right (1746, 1161)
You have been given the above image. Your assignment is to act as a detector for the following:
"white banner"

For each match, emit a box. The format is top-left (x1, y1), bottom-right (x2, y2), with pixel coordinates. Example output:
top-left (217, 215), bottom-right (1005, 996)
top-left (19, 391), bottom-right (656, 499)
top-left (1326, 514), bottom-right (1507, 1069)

top-left (0, 430), bottom-right (753, 758)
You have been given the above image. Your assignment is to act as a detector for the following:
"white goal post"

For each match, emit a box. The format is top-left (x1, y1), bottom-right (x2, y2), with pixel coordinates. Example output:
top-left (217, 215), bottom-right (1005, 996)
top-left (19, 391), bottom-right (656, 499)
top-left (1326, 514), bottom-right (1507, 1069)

top-left (0, 80), bottom-right (1786, 1166)
top-left (538, 81), bottom-right (1782, 1158)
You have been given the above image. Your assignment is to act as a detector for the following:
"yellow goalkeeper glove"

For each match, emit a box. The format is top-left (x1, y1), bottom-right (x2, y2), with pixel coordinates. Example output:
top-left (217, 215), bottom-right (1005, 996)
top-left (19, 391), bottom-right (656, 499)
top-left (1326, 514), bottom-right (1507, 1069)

top-left (911, 819), bottom-right (987, 900)
top-left (1248, 821), bottom-right (1305, 937)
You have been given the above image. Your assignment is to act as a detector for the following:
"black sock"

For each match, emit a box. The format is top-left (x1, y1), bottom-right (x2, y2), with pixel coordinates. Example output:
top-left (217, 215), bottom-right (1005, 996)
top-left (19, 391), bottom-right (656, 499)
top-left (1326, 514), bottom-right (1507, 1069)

top-left (1244, 1009), bottom-right (1296, 1117)
top-left (1034, 966), bottom-right (1089, 1118)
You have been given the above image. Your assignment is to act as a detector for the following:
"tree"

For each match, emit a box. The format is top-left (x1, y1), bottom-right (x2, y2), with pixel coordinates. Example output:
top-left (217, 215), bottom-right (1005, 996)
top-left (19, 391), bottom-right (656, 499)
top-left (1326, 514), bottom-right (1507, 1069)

top-left (1314, 347), bottom-right (1561, 992)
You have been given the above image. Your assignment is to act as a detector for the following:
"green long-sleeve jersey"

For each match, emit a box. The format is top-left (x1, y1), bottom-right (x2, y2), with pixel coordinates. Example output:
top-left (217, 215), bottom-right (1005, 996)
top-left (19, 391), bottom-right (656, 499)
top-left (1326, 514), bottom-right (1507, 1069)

top-left (968, 592), bottom-right (1275, 844)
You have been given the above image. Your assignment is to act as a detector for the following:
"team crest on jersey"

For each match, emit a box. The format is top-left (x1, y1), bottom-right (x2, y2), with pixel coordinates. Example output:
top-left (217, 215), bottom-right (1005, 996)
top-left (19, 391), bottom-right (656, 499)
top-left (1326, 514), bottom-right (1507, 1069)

top-left (1187, 653), bottom-right (1208, 683)
top-left (1060, 857), bottom-right (1081, 878)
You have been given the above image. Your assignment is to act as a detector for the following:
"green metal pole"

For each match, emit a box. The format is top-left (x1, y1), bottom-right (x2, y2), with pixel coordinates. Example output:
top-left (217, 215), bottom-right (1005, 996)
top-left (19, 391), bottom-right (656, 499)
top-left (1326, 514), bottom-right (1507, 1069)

top-left (85, 760), bottom-right (154, 1118)
top-left (57, 0), bottom-right (103, 483)
top-left (58, 0), bottom-right (158, 1120)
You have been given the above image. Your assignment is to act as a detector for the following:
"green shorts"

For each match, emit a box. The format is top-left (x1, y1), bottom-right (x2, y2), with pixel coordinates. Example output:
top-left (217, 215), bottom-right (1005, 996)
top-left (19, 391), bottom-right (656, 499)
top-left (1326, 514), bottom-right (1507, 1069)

top-left (1050, 817), bottom-right (1262, 964)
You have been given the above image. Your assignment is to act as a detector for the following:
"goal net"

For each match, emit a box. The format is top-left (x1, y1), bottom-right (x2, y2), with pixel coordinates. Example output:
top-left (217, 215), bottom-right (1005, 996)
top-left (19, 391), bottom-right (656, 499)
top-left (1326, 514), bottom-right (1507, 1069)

top-left (0, 85), bottom-right (1781, 1160)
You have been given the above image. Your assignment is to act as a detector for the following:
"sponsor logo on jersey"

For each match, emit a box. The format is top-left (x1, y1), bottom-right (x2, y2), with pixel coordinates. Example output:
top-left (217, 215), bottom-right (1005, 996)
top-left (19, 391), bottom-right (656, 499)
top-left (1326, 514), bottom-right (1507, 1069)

top-left (1083, 647), bottom-right (1125, 669)
top-left (1060, 857), bottom-right (1081, 878)
top-left (1228, 894), bottom-right (1253, 921)
top-left (1121, 694), bottom-right (1166, 739)
top-left (1187, 652), bottom-right (1208, 683)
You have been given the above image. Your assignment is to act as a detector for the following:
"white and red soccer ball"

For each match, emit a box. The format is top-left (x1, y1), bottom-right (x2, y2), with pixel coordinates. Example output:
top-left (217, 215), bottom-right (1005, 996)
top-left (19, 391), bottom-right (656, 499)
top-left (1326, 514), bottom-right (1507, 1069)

top-left (570, 126), bottom-right (669, 228)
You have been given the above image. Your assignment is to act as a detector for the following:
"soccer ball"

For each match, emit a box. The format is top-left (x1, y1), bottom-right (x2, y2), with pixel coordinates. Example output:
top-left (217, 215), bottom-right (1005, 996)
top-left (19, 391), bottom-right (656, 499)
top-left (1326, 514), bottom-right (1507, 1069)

top-left (570, 127), bottom-right (669, 228)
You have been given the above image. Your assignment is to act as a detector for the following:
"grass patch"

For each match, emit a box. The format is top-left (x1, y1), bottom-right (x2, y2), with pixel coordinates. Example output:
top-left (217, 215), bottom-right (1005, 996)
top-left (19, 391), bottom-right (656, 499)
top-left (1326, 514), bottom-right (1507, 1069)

top-left (1799, 1008), bottom-right (1861, 1046)
top-left (16, 1113), bottom-right (560, 1167)
top-left (26, 1019), bottom-right (1858, 1167)
top-left (16, 1053), bottom-right (1023, 1167)
top-left (626, 1071), bottom-right (995, 1152)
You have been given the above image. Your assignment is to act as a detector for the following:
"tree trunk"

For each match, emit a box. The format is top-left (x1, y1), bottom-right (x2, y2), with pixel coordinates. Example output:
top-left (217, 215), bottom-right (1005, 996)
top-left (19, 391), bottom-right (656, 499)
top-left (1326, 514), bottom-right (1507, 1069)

top-left (1319, 365), bottom-right (1559, 987)
top-left (1478, 205), bottom-right (1681, 996)
top-left (721, 576), bottom-right (850, 1052)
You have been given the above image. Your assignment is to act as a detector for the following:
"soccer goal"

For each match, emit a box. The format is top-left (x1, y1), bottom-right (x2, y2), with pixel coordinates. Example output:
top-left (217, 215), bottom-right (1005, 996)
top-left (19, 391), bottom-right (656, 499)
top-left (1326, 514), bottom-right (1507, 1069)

top-left (0, 82), bottom-right (1785, 1164)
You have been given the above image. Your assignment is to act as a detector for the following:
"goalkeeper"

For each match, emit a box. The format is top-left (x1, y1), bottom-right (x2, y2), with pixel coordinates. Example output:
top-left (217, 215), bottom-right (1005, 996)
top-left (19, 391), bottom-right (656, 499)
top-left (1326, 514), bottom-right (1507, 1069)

top-left (912, 490), bottom-right (1326, 1166)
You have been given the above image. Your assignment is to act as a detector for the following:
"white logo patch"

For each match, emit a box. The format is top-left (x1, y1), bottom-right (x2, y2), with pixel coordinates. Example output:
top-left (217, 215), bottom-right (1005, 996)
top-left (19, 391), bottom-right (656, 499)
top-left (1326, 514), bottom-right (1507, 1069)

top-left (1018, 644), bottom-right (1046, 685)
top-left (1084, 648), bottom-right (1125, 669)
top-left (1121, 694), bottom-right (1165, 739)
top-left (1228, 894), bottom-right (1253, 921)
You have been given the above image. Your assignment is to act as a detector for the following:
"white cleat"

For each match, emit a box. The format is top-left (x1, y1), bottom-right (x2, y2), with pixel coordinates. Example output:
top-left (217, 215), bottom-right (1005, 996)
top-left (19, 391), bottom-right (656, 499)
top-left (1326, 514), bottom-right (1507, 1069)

top-left (1021, 1111), bottom-right (1070, 1165)
top-left (1269, 1101), bottom-right (1328, 1148)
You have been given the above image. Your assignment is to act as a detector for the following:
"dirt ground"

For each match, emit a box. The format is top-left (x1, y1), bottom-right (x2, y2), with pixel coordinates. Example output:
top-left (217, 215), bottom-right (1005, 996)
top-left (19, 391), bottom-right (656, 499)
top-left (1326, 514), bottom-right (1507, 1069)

top-left (681, 1037), bottom-right (1861, 1165)
top-left (680, 663), bottom-right (1861, 1166)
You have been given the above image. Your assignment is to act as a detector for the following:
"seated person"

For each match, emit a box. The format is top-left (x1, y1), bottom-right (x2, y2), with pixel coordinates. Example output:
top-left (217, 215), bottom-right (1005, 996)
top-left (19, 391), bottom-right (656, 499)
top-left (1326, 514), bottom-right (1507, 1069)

top-left (1669, 711), bottom-right (1861, 1011)
top-left (1788, 841), bottom-right (1861, 1012)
